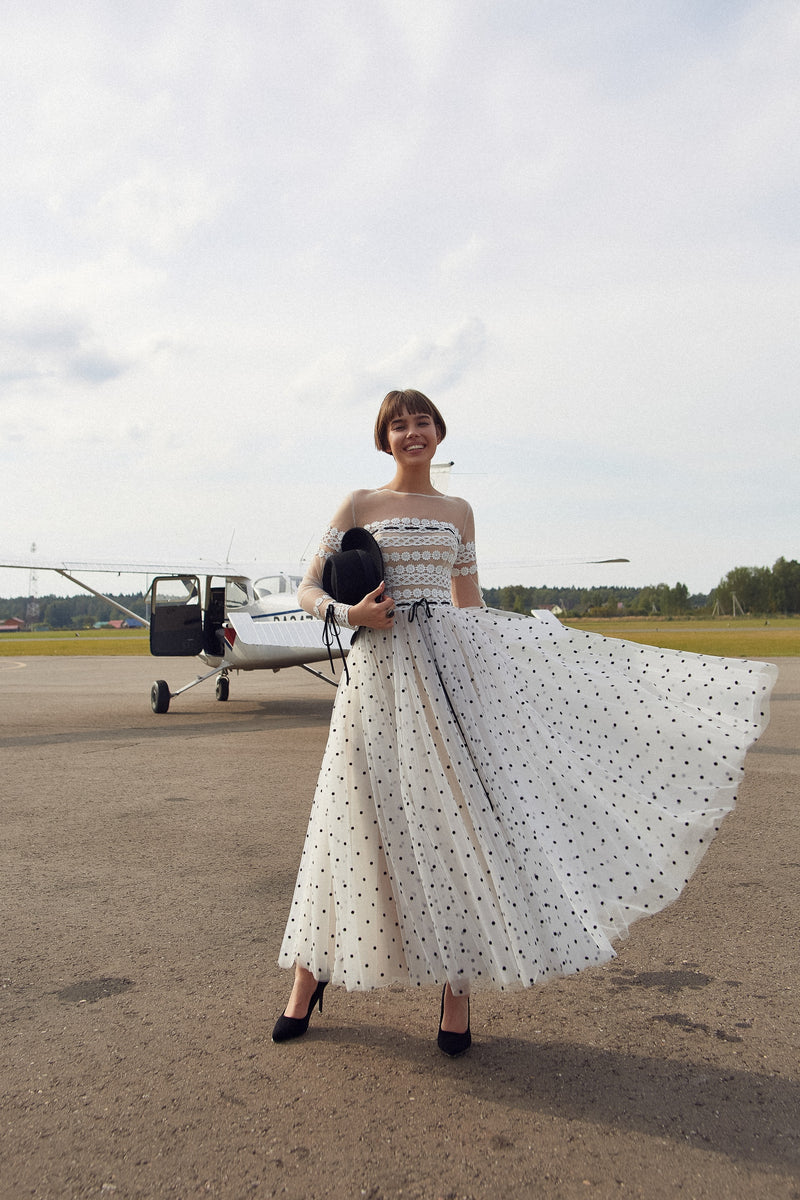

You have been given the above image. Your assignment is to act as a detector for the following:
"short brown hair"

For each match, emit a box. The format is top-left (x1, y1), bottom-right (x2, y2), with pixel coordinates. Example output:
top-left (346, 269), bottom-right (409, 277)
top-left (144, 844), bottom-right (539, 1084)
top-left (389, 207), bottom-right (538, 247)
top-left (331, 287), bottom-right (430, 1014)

top-left (374, 389), bottom-right (447, 454)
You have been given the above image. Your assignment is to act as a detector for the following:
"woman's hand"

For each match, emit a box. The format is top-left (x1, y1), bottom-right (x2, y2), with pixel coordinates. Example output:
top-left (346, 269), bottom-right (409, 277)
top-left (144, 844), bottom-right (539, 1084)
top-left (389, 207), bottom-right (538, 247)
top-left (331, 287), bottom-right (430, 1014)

top-left (347, 582), bottom-right (395, 629)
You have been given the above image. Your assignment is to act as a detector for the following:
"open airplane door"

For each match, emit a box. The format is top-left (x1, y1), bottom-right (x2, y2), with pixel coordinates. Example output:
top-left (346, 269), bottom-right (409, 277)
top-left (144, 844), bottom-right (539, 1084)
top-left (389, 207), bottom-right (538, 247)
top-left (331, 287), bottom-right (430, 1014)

top-left (149, 576), bottom-right (205, 657)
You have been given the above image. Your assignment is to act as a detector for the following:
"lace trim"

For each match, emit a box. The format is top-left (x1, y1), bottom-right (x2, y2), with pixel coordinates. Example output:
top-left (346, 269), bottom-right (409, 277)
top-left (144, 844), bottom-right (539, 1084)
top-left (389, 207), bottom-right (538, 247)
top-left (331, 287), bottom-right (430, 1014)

top-left (331, 601), bottom-right (352, 628)
top-left (315, 526), bottom-right (345, 560)
top-left (315, 519), bottom-right (471, 561)
top-left (384, 547), bottom-right (450, 564)
top-left (312, 594), bottom-right (352, 626)
top-left (389, 584), bottom-right (453, 604)
top-left (386, 561), bottom-right (454, 585)
top-left (363, 516), bottom-right (459, 538)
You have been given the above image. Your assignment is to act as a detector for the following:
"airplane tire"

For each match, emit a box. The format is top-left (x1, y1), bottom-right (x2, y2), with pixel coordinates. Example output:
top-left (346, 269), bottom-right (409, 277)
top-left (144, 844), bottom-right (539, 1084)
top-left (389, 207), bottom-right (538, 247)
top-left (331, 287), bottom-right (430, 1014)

top-left (215, 675), bottom-right (230, 702)
top-left (151, 680), bottom-right (171, 713)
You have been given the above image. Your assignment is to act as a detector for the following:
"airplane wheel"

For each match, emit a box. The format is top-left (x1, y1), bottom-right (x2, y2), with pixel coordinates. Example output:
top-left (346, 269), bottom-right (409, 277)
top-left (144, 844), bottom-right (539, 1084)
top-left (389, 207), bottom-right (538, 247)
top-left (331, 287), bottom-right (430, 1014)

top-left (151, 680), bottom-right (171, 713)
top-left (215, 675), bottom-right (230, 702)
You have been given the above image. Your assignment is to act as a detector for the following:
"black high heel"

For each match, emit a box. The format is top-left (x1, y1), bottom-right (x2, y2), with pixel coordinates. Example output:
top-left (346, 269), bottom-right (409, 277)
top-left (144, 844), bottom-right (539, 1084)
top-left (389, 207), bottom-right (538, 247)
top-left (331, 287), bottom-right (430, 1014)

top-left (437, 983), bottom-right (471, 1057)
top-left (272, 980), bottom-right (328, 1043)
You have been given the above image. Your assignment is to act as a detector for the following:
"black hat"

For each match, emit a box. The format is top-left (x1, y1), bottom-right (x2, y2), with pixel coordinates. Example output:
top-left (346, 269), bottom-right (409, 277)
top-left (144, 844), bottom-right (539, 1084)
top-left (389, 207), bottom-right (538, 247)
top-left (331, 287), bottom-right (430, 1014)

top-left (322, 527), bottom-right (384, 606)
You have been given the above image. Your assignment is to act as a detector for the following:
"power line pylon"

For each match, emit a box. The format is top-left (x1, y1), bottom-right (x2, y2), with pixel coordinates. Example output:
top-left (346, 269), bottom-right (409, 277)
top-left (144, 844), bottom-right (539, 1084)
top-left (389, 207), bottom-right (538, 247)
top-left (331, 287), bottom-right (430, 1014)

top-left (26, 542), bottom-right (40, 626)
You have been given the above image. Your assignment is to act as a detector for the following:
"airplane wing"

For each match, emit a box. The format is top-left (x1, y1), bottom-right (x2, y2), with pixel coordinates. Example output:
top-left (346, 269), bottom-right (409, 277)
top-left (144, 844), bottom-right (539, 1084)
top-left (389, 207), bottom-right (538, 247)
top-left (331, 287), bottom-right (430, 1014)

top-left (0, 556), bottom-right (292, 578)
top-left (481, 557), bottom-right (630, 569)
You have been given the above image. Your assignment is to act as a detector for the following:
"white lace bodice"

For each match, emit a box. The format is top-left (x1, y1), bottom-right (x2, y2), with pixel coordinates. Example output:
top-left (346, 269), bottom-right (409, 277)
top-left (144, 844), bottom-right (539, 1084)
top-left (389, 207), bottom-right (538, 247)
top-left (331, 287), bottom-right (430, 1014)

top-left (298, 488), bottom-right (484, 618)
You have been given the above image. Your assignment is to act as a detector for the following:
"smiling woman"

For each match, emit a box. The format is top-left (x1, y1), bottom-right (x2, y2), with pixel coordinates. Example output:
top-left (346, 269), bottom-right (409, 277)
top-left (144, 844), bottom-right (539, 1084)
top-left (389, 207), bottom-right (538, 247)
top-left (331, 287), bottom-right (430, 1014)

top-left (271, 388), bottom-right (776, 1060)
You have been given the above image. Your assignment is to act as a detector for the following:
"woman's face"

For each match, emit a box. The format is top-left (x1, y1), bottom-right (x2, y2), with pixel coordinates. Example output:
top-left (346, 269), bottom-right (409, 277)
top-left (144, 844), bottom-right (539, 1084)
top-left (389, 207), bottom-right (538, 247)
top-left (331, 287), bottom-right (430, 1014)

top-left (386, 407), bottom-right (441, 465)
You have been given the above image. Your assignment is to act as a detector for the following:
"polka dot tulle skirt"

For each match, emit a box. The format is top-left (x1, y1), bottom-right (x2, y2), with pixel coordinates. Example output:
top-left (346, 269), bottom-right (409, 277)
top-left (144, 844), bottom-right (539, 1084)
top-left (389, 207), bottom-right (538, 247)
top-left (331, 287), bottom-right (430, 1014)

top-left (278, 606), bottom-right (776, 993)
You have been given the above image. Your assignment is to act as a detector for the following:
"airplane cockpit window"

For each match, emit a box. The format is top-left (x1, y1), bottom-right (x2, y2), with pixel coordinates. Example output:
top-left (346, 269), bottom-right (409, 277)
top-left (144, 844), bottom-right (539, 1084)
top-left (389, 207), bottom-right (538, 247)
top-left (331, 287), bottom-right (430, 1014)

top-left (224, 579), bottom-right (251, 609)
top-left (254, 574), bottom-right (303, 598)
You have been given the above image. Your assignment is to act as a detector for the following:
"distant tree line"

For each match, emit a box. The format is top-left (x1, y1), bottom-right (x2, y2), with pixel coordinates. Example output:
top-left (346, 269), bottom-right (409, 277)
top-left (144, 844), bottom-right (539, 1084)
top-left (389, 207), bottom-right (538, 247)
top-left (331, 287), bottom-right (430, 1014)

top-left (481, 582), bottom-right (698, 618)
top-left (482, 557), bottom-right (800, 618)
top-left (0, 593), bottom-right (148, 630)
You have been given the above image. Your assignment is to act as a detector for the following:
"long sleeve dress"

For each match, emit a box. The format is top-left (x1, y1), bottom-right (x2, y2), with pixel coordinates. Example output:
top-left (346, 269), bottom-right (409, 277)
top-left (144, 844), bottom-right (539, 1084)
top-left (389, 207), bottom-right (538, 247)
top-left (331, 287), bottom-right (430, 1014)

top-left (278, 488), bottom-right (776, 996)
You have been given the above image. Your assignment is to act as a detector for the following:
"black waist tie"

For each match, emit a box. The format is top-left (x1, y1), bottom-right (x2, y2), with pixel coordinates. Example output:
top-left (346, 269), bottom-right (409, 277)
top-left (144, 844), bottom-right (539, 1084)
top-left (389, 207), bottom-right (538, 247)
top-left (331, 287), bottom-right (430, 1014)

top-left (407, 597), bottom-right (433, 622)
top-left (404, 597), bottom-right (495, 813)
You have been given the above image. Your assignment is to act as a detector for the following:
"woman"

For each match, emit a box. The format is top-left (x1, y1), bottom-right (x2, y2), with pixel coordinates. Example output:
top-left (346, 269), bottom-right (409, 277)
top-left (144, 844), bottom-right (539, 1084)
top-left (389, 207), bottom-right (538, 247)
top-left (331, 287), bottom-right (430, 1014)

top-left (273, 388), bottom-right (776, 1056)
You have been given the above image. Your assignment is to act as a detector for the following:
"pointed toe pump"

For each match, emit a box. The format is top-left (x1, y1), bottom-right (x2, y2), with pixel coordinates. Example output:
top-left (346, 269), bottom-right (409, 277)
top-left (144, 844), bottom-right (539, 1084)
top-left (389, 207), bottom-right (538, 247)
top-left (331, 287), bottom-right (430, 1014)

top-left (272, 980), bottom-right (328, 1043)
top-left (437, 984), bottom-right (472, 1057)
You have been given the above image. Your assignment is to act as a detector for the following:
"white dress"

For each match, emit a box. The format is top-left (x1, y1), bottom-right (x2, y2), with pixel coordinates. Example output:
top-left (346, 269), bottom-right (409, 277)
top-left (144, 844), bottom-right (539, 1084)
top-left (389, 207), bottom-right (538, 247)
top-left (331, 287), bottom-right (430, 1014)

top-left (278, 489), bottom-right (777, 995)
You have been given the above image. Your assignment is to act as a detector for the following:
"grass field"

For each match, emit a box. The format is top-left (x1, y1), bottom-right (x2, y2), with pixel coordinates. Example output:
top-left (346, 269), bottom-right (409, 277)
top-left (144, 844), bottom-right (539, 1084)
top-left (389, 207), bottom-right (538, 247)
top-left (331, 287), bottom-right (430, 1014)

top-left (1, 617), bottom-right (798, 659)
top-left (563, 615), bottom-right (800, 657)
top-left (0, 629), bottom-right (150, 656)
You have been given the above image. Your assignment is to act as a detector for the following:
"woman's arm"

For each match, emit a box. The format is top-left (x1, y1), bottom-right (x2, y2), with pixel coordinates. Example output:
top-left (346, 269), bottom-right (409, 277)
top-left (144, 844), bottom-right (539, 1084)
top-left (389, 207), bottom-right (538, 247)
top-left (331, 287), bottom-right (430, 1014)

top-left (296, 494), bottom-right (356, 623)
top-left (451, 501), bottom-right (485, 609)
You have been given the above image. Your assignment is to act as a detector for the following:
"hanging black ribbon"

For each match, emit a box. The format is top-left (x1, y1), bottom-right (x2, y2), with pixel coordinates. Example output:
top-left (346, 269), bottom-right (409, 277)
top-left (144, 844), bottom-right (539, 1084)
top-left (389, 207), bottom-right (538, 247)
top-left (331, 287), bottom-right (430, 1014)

top-left (406, 599), bottom-right (494, 812)
top-left (322, 605), bottom-right (350, 685)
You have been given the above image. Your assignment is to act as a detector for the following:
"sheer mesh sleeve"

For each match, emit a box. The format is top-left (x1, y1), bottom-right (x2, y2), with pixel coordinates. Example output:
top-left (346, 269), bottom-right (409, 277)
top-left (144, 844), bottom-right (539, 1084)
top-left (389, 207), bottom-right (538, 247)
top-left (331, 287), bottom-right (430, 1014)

top-left (451, 501), bottom-right (485, 609)
top-left (297, 493), bottom-right (357, 621)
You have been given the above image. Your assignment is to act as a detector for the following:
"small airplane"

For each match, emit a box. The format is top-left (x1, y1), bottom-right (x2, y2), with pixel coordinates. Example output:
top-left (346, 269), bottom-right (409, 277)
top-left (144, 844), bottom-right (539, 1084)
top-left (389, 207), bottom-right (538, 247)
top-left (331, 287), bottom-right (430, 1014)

top-left (0, 555), bottom-right (355, 712)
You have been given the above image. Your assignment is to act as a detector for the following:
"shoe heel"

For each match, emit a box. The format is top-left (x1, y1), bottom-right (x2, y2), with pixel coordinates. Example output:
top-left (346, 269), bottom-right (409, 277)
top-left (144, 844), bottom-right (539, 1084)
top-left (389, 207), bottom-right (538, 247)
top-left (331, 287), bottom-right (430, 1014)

top-left (272, 978), bottom-right (329, 1044)
top-left (437, 983), bottom-right (471, 1058)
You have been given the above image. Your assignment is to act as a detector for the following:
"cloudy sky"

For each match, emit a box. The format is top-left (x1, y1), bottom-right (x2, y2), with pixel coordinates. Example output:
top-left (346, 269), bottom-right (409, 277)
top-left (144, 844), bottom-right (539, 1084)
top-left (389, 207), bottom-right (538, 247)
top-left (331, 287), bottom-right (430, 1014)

top-left (1, 0), bottom-right (797, 600)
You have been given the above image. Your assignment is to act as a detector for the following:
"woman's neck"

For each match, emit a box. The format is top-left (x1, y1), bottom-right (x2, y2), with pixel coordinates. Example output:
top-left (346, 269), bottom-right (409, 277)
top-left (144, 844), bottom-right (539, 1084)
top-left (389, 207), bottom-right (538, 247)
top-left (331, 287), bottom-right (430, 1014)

top-left (383, 464), bottom-right (439, 495)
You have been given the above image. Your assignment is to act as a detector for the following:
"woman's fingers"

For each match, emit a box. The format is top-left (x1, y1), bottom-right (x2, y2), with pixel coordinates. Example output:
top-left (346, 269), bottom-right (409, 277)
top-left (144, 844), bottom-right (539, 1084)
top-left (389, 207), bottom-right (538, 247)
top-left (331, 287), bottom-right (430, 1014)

top-left (349, 584), bottom-right (395, 628)
top-left (369, 589), bottom-right (394, 626)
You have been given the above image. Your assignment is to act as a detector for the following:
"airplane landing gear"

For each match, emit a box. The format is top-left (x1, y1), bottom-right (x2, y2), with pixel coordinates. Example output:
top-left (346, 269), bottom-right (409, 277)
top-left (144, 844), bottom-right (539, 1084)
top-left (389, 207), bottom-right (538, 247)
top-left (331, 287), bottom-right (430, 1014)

top-left (150, 665), bottom-right (232, 712)
top-left (151, 679), bottom-right (171, 714)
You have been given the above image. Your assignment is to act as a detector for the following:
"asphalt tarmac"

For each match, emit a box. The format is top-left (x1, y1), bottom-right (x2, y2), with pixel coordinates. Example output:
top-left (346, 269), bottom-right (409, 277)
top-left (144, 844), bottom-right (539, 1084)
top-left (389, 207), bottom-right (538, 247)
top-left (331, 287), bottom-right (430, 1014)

top-left (1, 655), bottom-right (798, 1200)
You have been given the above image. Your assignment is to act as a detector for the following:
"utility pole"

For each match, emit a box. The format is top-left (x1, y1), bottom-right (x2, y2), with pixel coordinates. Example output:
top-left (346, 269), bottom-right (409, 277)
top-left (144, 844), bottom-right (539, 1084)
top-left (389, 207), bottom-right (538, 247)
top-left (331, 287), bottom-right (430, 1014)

top-left (26, 542), bottom-right (40, 627)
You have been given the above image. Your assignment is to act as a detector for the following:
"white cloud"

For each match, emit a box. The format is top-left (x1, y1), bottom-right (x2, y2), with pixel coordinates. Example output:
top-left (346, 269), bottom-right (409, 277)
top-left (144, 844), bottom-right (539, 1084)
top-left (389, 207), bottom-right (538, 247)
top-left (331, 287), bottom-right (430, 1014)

top-left (89, 165), bottom-right (220, 253)
top-left (368, 318), bottom-right (488, 394)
